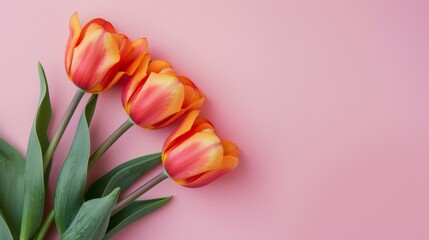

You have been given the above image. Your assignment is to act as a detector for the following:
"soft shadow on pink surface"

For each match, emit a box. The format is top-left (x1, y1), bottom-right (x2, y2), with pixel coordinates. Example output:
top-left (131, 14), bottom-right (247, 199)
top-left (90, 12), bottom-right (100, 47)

top-left (1, 0), bottom-right (429, 239)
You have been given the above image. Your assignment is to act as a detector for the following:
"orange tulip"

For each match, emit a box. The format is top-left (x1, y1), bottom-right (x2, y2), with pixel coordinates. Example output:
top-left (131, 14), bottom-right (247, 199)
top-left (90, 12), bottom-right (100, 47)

top-left (65, 12), bottom-right (147, 93)
top-left (121, 55), bottom-right (205, 129)
top-left (162, 110), bottom-right (239, 188)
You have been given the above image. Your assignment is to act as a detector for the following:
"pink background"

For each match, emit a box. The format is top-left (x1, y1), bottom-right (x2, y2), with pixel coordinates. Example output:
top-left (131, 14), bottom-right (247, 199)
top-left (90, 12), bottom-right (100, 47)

top-left (1, 0), bottom-right (429, 239)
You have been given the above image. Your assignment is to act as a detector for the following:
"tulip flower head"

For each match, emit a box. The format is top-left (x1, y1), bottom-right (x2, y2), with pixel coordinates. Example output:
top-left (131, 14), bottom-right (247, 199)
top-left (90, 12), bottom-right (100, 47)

top-left (162, 110), bottom-right (239, 188)
top-left (121, 56), bottom-right (205, 129)
top-left (65, 12), bottom-right (147, 93)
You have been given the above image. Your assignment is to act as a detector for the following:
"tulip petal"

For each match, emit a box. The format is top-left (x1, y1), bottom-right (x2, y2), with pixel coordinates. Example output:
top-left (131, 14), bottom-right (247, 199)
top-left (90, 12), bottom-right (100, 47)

top-left (70, 25), bottom-right (121, 92)
top-left (183, 85), bottom-right (197, 107)
top-left (95, 35), bottom-right (133, 93)
top-left (162, 110), bottom-right (200, 153)
top-left (128, 73), bottom-right (185, 128)
top-left (147, 60), bottom-right (172, 73)
top-left (74, 18), bottom-right (116, 55)
top-left (192, 119), bottom-right (215, 135)
top-left (121, 55), bottom-right (151, 108)
top-left (123, 38), bottom-right (148, 75)
top-left (184, 155), bottom-right (239, 188)
top-left (81, 18), bottom-right (116, 35)
top-left (162, 117), bottom-right (215, 160)
top-left (116, 34), bottom-right (133, 61)
top-left (101, 71), bottom-right (126, 93)
top-left (156, 96), bottom-right (205, 129)
top-left (153, 75), bottom-right (204, 128)
top-left (177, 76), bottom-right (204, 107)
top-left (164, 132), bottom-right (223, 181)
top-left (65, 12), bottom-right (82, 76)
top-left (221, 140), bottom-right (239, 157)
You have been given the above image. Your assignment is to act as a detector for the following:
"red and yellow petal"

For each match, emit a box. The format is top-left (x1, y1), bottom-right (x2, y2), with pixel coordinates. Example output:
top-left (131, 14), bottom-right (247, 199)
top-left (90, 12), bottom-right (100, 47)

top-left (147, 60), bottom-right (172, 73)
top-left (116, 34), bottom-right (133, 61)
top-left (69, 25), bottom-right (121, 92)
top-left (155, 94), bottom-right (204, 129)
top-left (177, 76), bottom-right (204, 107)
top-left (88, 19), bottom-right (115, 32)
top-left (162, 110), bottom-right (200, 153)
top-left (97, 71), bottom-right (126, 93)
top-left (154, 101), bottom-right (198, 129)
top-left (93, 35), bottom-right (133, 93)
top-left (65, 12), bottom-right (82, 75)
top-left (123, 38), bottom-right (148, 75)
top-left (221, 140), bottom-right (239, 157)
top-left (182, 85), bottom-right (197, 107)
top-left (128, 72), bottom-right (185, 128)
top-left (121, 54), bottom-right (151, 108)
top-left (78, 18), bottom-right (116, 40)
top-left (183, 155), bottom-right (239, 188)
top-left (162, 117), bottom-right (214, 161)
top-left (164, 131), bottom-right (223, 181)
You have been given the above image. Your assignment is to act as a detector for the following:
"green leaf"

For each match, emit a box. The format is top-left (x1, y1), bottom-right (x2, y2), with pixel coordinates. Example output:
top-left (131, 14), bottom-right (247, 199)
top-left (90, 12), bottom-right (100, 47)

top-left (34, 63), bottom-right (52, 157)
top-left (20, 62), bottom-right (52, 239)
top-left (55, 95), bottom-right (98, 235)
top-left (104, 196), bottom-right (172, 239)
top-left (85, 153), bottom-right (161, 200)
top-left (39, 64), bottom-right (53, 193)
top-left (0, 211), bottom-right (14, 240)
top-left (62, 188), bottom-right (120, 240)
top-left (0, 137), bottom-right (25, 238)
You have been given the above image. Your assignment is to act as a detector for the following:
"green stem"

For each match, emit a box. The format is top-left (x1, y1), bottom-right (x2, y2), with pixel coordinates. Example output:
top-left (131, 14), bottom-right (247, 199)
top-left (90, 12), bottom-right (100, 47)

top-left (34, 210), bottom-right (54, 240)
top-left (43, 89), bottom-right (85, 171)
top-left (88, 119), bottom-right (134, 168)
top-left (112, 171), bottom-right (168, 215)
top-left (37, 90), bottom-right (85, 239)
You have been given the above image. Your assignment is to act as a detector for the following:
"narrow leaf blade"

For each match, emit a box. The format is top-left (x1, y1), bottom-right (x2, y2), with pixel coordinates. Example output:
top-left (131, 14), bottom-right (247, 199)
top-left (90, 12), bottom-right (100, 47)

top-left (35, 62), bottom-right (52, 154)
top-left (104, 197), bottom-right (172, 239)
top-left (62, 188), bottom-right (120, 240)
top-left (20, 62), bottom-right (52, 239)
top-left (55, 95), bottom-right (98, 235)
top-left (0, 213), bottom-right (13, 240)
top-left (85, 153), bottom-right (161, 200)
top-left (0, 137), bottom-right (25, 238)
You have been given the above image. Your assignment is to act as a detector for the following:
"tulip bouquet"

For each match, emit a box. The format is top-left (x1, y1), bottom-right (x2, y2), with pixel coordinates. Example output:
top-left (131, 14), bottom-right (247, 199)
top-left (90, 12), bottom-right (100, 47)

top-left (0, 12), bottom-right (239, 240)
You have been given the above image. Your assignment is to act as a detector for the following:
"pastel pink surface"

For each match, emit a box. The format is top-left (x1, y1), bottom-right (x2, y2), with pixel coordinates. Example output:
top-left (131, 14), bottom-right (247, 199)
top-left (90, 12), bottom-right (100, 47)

top-left (1, 0), bottom-right (429, 239)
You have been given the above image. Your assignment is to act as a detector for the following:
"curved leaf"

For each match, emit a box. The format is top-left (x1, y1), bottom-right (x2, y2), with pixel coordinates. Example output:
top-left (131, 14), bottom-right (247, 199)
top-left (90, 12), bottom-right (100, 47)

top-left (62, 188), bottom-right (120, 240)
top-left (0, 211), bottom-right (14, 240)
top-left (55, 95), bottom-right (98, 235)
top-left (86, 153), bottom-right (161, 200)
top-left (20, 62), bottom-right (52, 239)
top-left (0, 137), bottom-right (25, 238)
top-left (34, 63), bottom-right (52, 157)
top-left (104, 197), bottom-right (172, 239)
